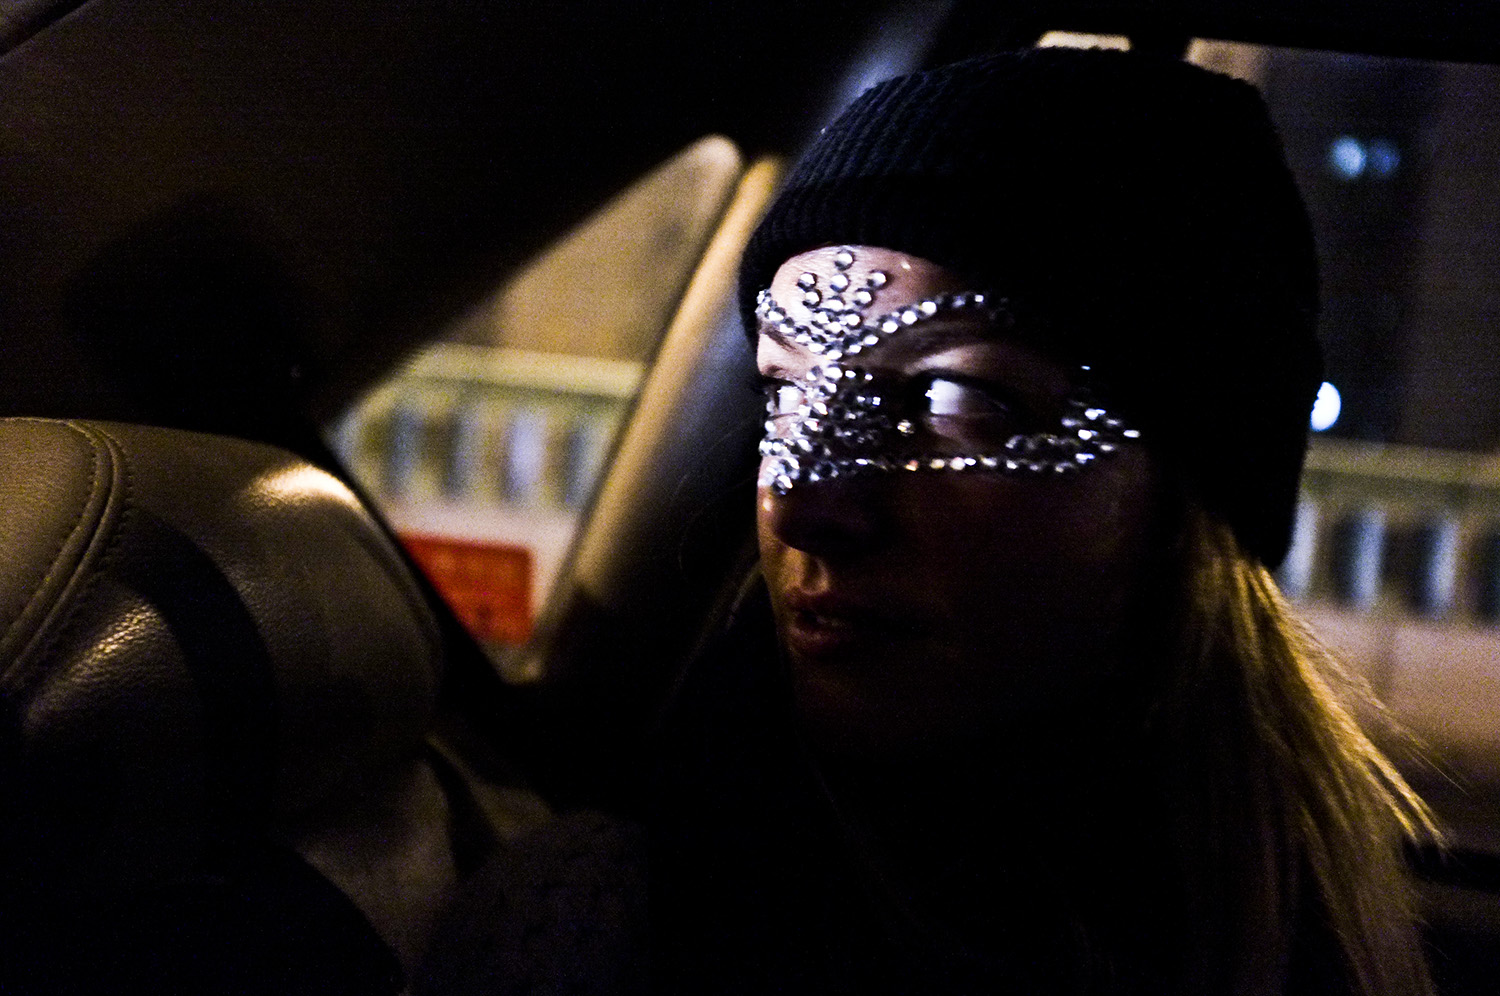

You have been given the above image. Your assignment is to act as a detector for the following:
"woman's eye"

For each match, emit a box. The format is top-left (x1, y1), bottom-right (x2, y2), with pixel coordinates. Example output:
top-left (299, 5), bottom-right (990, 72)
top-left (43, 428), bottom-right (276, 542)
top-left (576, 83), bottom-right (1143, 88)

top-left (921, 376), bottom-right (1011, 419)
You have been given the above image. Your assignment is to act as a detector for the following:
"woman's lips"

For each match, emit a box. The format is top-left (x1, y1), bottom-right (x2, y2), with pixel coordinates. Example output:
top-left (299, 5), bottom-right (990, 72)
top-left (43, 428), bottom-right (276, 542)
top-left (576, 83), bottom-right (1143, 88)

top-left (780, 591), bottom-right (911, 658)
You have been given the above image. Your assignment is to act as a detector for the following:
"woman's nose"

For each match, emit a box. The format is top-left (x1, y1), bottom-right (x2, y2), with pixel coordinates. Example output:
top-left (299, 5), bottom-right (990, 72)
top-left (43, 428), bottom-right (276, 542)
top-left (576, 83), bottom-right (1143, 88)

top-left (759, 474), bottom-right (889, 560)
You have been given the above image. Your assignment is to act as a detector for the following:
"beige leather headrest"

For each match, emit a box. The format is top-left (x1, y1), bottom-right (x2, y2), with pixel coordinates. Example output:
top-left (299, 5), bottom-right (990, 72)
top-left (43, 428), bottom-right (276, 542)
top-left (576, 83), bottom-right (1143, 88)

top-left (0, 418), bottom-right (442, 895)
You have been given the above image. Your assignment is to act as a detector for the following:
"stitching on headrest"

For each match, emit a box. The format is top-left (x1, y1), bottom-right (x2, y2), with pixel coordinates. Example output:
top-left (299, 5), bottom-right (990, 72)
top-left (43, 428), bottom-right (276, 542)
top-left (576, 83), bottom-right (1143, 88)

top-left (0, 420), bottom-right (127, 697)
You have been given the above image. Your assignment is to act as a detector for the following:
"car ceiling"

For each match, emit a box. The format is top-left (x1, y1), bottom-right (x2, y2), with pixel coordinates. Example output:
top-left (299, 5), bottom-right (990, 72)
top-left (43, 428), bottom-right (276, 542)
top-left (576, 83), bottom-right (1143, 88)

top-left (2, 0), bottom-right (1498, 455)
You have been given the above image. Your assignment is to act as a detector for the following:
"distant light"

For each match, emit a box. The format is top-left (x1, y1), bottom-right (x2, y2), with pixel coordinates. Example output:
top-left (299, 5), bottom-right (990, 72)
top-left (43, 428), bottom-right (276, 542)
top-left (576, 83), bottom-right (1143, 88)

top-left (1036, 31), bottom-right (1131, 50)
top-left (1329, 136), bottom-right (1366, 180)
top-left (1310, 381), bottom-right (1341, 431)
top-left (1367, 139), bottom-right (1401, 177)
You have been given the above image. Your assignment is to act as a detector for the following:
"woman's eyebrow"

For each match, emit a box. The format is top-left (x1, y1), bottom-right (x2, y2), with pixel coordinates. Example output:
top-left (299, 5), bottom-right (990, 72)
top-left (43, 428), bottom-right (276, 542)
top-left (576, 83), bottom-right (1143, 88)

top-left (757, 318), bottom-right (998, 355)
top-left (868, 320), bottom-right (1001, 359)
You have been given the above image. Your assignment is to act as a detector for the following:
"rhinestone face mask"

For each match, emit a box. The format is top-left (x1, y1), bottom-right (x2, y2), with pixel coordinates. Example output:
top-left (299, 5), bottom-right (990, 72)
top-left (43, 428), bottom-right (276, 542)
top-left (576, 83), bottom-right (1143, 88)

top-left (755, 248), bottom-right (1141, 494)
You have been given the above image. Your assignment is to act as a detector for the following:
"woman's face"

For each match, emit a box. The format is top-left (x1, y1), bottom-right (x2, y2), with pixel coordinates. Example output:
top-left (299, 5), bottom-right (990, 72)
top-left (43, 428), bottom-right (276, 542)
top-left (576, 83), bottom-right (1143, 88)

top-left (755, 245), bottom-right (1162, 760)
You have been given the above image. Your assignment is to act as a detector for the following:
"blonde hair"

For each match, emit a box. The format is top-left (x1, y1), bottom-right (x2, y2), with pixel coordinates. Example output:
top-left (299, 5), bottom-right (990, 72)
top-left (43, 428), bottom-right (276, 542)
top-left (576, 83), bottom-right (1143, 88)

top-left (1159, 503), bottom-right (1437, 995)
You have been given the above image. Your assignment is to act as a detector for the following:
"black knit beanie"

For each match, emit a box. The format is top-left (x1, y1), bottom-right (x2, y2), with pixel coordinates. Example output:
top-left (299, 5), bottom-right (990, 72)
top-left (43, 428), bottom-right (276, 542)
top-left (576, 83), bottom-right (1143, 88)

top-left (739, 48), bottom-right (1322, 569)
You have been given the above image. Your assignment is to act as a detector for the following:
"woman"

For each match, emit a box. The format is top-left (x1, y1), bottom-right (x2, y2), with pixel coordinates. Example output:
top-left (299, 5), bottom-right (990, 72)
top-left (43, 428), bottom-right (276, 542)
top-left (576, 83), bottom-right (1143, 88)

top-left (652, 47), bottom-right (1434, 996)
top-left (419, 47), bottom-right (1435, 996)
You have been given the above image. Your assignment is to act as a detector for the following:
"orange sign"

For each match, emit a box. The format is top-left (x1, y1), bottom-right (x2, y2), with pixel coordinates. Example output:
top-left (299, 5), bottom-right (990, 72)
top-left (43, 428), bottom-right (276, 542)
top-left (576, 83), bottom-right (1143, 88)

top-left (400, 535), bottom-right (533, 644)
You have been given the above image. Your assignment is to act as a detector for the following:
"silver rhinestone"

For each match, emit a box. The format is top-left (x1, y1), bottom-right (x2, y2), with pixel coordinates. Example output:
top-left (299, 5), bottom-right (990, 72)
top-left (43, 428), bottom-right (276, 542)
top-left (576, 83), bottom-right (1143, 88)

top-left (1123, 428), bottom-right (1141, 439)
top-left (797, 272), bottom-right (817, 289)
top-left (803, 290), bottom-right (821, 306)
top-left (841, 312), bottom-right (861, 327)
top-left (867, 271), bottom-right (888, 288)
top-left (829, 274), bottom-right (850, 292)
top-left (919, 300), bottom-right (938, 316)
top-left (1004, 459), bottom-right (1020, 472)
top-left (901, 309), bottom-right (919, 325)
top-left (834, 249), bottom-right (855, 270)
top-left (1053, 461), bottom-right (1078, 475)
top-left (862, 334), bottom-right (880, 347)
top-left (896, 419), bottom-right (914, 435)
top-left (980, 456), bottom-right (999, 469)
top-left (904, 459), bottom-right (921, 471)
top-left (949, 457), bottom-right (966, 470)
top-left (929, 458), bottom-right (947, 470)
top-left (1097, 442), bottom-right (1117, 454)
top-left (852, 289), bottom-right (874, 306)
top-left (1075, 452), bottom-right (1095, 464)
top-left (881, 319), bottom-right (900, 334)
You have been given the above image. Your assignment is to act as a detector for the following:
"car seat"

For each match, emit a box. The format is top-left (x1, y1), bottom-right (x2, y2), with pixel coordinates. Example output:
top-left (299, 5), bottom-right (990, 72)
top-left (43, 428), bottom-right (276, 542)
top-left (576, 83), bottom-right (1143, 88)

top-left (0, 417), bottom-right (547, 994)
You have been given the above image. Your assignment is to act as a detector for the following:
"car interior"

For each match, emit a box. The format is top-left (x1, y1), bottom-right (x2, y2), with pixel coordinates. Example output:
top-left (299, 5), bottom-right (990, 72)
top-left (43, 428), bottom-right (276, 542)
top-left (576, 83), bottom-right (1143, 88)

top-left (3, 1), bottom-right (1500, 992)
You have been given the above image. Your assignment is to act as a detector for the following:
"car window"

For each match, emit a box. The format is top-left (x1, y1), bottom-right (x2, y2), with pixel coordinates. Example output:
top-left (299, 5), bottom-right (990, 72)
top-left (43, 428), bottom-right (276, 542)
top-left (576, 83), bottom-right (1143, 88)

top-left (1178, 37), bottom-right (1500, 843)
top-left (327, 136), bottom-right (745, 655)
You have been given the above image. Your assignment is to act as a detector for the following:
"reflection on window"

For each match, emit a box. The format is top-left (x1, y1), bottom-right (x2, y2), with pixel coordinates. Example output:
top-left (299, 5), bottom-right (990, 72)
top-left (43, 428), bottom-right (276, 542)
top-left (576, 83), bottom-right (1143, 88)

top-left (328, 137), bottom-right (745, 648)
